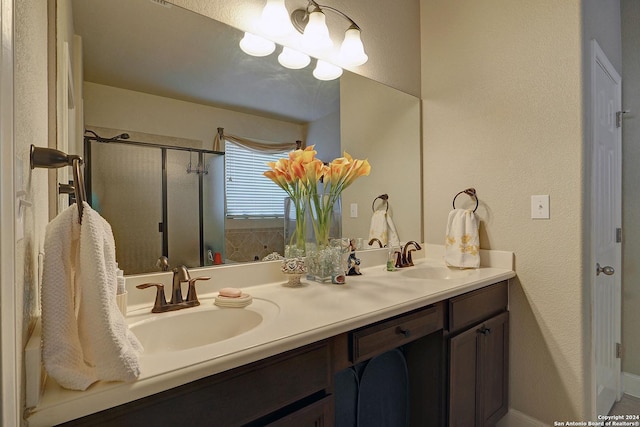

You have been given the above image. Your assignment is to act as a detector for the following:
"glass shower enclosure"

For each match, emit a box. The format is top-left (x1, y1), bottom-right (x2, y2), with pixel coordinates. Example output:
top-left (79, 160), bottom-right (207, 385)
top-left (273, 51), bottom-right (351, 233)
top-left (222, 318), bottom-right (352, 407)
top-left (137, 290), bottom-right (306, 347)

top-left (85, 137), bottom-right (225, 275)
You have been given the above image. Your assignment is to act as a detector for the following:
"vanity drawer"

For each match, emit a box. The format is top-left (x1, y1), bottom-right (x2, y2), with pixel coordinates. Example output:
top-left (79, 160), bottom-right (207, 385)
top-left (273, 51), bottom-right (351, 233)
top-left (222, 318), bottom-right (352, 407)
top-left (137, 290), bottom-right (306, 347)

top-left (448, 280), bottom-right (508, 334)
top-left (350, 302), bottom-right (444, 363)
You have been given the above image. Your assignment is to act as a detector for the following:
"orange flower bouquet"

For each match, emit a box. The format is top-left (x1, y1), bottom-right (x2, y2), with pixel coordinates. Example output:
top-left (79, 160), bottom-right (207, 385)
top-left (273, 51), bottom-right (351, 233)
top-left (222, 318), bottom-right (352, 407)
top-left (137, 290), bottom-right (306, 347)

top-left (307, 151), bottom-right (371, 246)
top-left (265, 146), bottom-right (371, 272)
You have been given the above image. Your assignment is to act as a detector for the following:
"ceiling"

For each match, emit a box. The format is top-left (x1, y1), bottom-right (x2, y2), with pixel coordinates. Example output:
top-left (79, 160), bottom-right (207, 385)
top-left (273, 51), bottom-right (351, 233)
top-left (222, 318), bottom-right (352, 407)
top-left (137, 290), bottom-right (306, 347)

top-left (71, 0), bottom-right (340, 123)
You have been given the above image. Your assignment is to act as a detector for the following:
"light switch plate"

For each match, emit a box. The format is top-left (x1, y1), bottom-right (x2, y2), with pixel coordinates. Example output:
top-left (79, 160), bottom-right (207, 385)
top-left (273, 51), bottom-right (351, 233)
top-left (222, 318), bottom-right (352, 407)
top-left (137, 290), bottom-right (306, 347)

top-left (531, 195), bottom-right (550, 219)
top-left (350, 203), bottom-right (358, 218)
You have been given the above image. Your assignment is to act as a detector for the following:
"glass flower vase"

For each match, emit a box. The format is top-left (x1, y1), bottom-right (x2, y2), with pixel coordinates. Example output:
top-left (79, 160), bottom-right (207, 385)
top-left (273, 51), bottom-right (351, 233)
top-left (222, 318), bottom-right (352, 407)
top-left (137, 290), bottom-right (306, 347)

top-left (305, 199), bottom-right (344, 283)
top-left (283, 197), bottom-right (307, 258)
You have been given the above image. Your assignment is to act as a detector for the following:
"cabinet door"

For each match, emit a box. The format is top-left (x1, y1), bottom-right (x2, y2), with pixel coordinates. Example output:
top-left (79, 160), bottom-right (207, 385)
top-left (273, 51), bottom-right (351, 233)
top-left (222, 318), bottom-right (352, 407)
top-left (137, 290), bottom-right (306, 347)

top-left (449, 311), bottom-right (509, 427)
top-left (477, 312), bottom-right (508, 427)
top-left (449, 324), bottom-right (479, 427)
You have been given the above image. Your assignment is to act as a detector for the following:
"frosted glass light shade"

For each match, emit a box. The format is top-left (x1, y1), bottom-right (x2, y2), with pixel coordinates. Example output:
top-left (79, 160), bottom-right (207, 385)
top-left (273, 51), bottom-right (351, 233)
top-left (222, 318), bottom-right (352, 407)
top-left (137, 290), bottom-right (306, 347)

top-left (302, 10), bottom-right (333, 52)
top-left (239, 32), bottom-right (276, 57)
top-left (278, 47), bottom-right (311, 69)
top-left (313, 60), bottom-right (343, 81)
top-left (339, 28), bottom-right (368, 66)
top-left (259, 0), bottom-right (295, 37)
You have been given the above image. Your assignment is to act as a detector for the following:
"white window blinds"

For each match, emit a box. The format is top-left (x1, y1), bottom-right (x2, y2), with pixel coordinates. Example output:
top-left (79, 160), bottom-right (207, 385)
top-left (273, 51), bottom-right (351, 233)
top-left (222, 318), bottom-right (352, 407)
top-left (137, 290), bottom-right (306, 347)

top-left (225, 140), bottom-right (288, 218)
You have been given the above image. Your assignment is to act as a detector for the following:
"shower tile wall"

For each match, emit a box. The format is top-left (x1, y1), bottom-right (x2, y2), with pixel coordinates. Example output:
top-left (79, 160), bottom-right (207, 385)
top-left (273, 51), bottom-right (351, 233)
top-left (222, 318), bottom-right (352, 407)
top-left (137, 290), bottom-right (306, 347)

top-left (225, 228), bottom-right (284, 262)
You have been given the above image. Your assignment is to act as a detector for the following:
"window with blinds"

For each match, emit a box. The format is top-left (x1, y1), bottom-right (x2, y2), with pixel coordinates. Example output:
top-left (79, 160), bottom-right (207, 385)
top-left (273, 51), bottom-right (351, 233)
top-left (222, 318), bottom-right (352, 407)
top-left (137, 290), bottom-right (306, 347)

top-left (225, 141), bottom-right (288, 218)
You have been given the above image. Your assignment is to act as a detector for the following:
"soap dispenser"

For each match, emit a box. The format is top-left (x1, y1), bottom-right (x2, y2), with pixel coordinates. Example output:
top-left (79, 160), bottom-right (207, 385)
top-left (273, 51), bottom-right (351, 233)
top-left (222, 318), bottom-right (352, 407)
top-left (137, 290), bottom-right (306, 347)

top-left (386, 246), bottom-right (396, 271)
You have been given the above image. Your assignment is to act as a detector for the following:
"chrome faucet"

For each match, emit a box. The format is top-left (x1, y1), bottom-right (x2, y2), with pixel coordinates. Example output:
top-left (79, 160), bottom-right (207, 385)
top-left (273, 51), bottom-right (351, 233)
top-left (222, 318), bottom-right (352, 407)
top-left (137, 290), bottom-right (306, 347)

top-left (137, 265), bottom-right (210, 313)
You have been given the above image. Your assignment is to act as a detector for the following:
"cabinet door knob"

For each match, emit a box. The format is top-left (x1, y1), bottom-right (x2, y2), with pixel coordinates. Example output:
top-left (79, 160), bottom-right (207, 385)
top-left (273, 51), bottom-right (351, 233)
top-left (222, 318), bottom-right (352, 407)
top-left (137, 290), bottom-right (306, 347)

top-left (476, 326), bottom-right (491, 335)
top-left (396, 327), bottom-right (411, 338)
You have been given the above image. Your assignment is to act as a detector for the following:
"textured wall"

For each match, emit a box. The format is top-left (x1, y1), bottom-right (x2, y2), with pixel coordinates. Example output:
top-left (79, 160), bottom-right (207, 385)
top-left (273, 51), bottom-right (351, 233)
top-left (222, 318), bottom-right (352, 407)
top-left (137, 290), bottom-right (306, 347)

top-left (170, 0), bottom-right (422, 97)
top-left (421, 0), bottom-right (588, 422)
top-left (621, 0), bottom-right (640, 377)
top-left (15, 0), bottom-right (49, 415)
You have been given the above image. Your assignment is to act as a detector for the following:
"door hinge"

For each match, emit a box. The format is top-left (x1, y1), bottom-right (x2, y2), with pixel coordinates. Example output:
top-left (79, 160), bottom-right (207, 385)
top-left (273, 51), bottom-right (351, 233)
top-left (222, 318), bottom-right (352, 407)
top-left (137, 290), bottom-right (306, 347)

top-left (616, 228), bottom-right (622, 243)
top-left (616, 110), bottom-right (630, 128)
top-left (616, 342), bottom-right (624, 359)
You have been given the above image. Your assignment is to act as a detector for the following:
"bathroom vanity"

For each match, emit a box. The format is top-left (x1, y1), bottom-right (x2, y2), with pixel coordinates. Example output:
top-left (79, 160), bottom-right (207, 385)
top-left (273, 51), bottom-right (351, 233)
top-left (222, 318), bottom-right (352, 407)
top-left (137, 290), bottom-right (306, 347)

top-left (25, 245), bottom-right (514, 427)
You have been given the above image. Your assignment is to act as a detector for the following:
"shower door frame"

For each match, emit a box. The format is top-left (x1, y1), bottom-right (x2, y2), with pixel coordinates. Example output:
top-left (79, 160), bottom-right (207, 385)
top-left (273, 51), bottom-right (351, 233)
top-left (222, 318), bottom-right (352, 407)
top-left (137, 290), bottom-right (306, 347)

top-left (84, 136), bottom-right (224, 270)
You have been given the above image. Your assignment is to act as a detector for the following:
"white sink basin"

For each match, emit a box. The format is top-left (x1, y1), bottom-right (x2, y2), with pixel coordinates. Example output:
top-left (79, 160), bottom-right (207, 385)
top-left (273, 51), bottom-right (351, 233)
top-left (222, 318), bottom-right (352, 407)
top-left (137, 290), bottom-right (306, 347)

top-left (129, 299), bottom-right (279, 353)
top-left (401, 265), bottom-right (475, 280)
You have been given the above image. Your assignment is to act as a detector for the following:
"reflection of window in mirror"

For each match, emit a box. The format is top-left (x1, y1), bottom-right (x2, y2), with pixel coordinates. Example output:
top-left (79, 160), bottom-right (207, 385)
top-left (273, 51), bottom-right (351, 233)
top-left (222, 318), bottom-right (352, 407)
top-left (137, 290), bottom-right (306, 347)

top-left (224, 141), bottom-right (288, 218)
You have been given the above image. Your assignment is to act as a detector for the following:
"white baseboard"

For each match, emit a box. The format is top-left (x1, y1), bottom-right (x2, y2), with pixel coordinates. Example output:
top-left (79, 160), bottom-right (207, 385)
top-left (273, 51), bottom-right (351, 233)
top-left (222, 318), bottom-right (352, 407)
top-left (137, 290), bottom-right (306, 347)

top-left (623, 371), bottom-right (640, 398)
top-left (496, 408), bottom-right (549, 427)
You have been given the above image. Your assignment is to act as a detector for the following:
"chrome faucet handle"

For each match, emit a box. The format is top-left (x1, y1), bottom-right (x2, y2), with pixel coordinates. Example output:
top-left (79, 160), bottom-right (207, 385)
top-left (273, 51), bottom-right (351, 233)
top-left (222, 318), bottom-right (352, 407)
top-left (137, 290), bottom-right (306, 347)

top-left (136, 283), bottom-right (168, 313)
top-left (185, 276), bottom-right (211, 306)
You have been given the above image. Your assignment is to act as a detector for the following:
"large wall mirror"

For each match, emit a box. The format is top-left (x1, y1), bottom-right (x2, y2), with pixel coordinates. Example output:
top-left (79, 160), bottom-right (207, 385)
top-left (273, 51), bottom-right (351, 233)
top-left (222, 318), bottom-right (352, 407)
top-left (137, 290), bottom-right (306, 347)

top-left (55, 0), bottom-right (421, 274)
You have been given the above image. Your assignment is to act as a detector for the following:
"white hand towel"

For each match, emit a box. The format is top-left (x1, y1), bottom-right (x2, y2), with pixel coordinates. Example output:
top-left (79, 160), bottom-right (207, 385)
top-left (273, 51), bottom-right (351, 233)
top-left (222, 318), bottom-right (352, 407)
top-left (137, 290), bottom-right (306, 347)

top-left (444, 209), bottom-right (480, 269)
top-left (386, 213), bottom-right (401, 248)
top-left (42, 202), bottom-right (142, 391)
top-left (368, 209), bottom-right (401, 248)
top-left (42, 204), bottom-right (95, 390)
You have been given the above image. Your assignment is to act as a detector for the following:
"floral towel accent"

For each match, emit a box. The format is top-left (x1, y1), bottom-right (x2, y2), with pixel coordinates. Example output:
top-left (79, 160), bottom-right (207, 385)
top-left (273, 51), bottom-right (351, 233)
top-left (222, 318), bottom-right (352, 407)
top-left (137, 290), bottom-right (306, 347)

top-left (444, 208), bottom-right (480, 268)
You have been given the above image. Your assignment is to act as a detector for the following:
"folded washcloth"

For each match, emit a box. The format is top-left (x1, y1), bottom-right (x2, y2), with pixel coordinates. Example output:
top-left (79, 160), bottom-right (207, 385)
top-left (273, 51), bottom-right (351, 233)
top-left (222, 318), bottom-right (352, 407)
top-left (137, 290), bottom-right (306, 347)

top-left (368, 209), bottom-right (400, 248)
top-left (42, 202), bottom-right (142, 391)
top-left (444, 208), bottom-right (480, 269)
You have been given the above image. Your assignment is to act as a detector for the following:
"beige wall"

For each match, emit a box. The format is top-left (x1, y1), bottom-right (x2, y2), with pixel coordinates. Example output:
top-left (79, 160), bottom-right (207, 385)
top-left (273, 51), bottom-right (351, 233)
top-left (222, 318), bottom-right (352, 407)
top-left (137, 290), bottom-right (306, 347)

top-left (621, 0), bottom-right (640, 377)
top-left (15, 0), bottom-right (50, 418)
top-left (83, 82), bottom-right (306, 147)
top-left (421, 0), bottom-right (588, 422)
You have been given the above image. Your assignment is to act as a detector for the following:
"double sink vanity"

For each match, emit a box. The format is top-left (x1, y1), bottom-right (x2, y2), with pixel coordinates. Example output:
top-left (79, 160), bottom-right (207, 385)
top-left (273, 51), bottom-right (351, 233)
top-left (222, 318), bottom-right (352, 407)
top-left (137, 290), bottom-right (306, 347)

top-left (26, 244), bottom-right (515, 427)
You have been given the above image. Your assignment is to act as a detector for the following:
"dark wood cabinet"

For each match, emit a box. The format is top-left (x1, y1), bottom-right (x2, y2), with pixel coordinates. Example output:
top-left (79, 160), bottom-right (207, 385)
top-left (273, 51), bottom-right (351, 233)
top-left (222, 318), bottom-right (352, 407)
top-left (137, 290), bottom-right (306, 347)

top-left (265, 396), bottom-right (334, 427)
top-left (448, 282), bottom-right (509, 427)
top-left (57, 280), bottom-right (509, 427)
top-left (59, 341), bottom-right (332, 427)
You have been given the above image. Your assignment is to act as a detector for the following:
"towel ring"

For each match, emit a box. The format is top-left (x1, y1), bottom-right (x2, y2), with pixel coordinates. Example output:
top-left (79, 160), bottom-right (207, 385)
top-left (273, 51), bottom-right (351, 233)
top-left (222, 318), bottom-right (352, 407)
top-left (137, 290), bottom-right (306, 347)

top-left (452, 188), bottom-right (478, 212)
top-left (372, 194), bottom-right (389, 212)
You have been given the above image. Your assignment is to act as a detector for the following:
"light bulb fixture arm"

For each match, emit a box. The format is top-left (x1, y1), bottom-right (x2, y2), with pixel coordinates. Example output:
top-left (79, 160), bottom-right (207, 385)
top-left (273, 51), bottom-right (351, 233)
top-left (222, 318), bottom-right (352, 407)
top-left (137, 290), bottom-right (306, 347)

top-left (291, 0), bottom-right (361, 33)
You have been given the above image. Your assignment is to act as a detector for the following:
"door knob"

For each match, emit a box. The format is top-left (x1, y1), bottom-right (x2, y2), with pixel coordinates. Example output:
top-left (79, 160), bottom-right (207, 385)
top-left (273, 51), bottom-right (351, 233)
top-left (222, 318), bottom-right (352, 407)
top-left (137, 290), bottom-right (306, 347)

top-left (596, 263), bottom-right (615, 276)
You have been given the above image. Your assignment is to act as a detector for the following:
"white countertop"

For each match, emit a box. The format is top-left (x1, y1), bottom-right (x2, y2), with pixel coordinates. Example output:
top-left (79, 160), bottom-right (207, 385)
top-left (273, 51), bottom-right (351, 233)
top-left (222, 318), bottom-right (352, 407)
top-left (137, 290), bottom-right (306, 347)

top-left (25, 244), bottom-right (515, 426)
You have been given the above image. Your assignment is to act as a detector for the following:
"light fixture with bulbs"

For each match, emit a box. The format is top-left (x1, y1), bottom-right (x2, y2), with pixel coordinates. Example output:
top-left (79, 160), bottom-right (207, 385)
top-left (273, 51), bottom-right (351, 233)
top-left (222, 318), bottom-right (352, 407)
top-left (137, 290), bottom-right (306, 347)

top-left (290, 0), bottom-right (368, 67)
top-left (239, 32), bottom-right (276, 57)
top-left (239, 0), bottom-right (368, 81)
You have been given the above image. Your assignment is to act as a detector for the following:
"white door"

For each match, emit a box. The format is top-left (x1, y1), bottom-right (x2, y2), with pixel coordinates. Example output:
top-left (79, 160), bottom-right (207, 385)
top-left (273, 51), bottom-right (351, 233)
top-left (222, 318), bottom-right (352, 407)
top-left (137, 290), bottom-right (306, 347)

top-left (591, 39), bottom-right (622, 417)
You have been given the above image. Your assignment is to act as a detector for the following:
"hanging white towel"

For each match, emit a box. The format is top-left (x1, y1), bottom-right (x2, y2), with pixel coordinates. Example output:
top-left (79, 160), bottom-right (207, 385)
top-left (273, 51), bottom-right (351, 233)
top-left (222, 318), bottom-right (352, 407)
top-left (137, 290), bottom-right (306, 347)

top-left (42, 202), bottom-right (142, 391)
top-left (368, 209), bottom-right (400, 248)
top-left (444, 208), bottom-right (480, 269)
